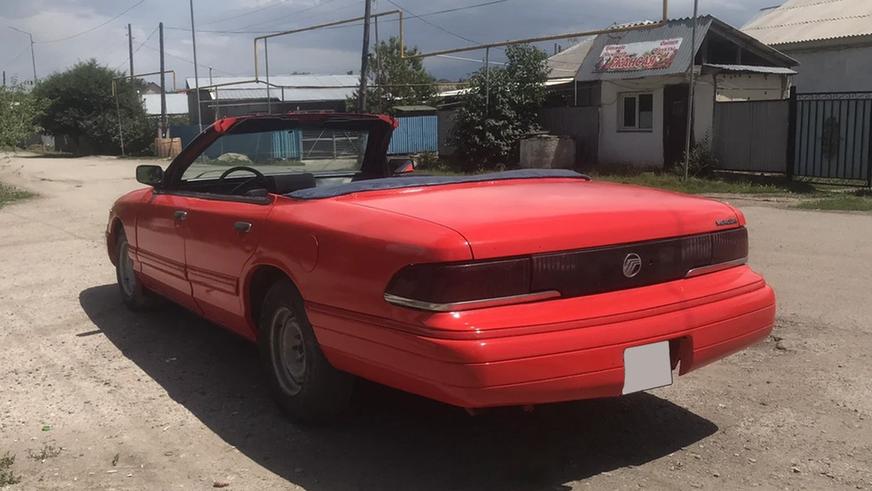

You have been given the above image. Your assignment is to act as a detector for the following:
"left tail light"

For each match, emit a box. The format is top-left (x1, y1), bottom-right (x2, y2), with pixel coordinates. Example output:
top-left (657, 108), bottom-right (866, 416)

top-left (384, 258), bottom-right (558, 311)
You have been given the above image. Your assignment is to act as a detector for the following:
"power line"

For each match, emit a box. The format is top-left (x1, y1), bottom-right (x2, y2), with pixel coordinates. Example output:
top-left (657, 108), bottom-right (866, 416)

top-left (113, 26), bottom-right (159, 71)
top-left (383, 0), bottom-right (478, 44)
top-left (140, 43), bottom-right (240, 77)
top-left (164, 0), bottom-right (353, 34)
top-left (240, 0), bottom-right (352, 31)
top-left (174, 0), bottom-right (510, 36)
top-left (35, 0), bottom-right (147, 44)
top-left (199, 0), bottom-right (297, 27)
top-left (1, 45), bottom-right (30, 68)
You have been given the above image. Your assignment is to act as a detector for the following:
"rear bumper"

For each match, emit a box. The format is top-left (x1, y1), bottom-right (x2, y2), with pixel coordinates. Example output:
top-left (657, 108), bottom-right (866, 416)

top-left (310, 265), bottom-right (775, 408)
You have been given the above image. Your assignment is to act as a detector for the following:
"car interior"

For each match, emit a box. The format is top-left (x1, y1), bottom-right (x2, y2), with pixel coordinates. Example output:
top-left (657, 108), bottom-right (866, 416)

top-left (155, 116), bottom-right (408, 199)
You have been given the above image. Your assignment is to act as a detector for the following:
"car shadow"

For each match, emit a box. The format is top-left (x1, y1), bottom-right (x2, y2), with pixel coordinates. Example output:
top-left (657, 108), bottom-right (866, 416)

top-left (80, 284), bottom-right (718, 491)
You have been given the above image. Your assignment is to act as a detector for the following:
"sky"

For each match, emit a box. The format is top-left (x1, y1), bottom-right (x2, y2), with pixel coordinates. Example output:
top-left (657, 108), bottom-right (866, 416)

top-left (0, 0), bottom-right (776, 86)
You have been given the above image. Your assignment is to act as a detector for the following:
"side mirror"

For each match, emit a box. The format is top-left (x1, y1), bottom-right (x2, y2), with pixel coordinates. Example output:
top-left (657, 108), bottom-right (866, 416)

top-left (136, 165), bottom-right (164, 187)
top-left (390, 158), bottom-right (416, 175)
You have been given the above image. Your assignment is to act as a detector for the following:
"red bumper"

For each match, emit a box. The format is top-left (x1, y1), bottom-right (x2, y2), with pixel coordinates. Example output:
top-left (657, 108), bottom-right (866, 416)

top-left (309, 265), bottom-right (775, 408)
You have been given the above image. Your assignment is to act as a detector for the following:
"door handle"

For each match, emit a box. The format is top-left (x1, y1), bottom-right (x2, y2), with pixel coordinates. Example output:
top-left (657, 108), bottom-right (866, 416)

top-left (234, 221), bottom-right (252, 233)
top-left (174, 210), bottom-right (188, 221)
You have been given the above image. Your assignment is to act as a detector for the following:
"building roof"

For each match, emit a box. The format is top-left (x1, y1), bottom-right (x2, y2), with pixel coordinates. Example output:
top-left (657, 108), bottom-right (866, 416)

top-left (576, 16), bottom-right (796, 82)
top-left (142, 93), bottom-right (188, 115)
top-left (741, 0), bottom-right (872, 46)
top-left (547, 38), bottom-right (595, 78)
top-left (185, 74), bottom-right (360, 102)
top-left (702, 63), bottom-right (797, 75)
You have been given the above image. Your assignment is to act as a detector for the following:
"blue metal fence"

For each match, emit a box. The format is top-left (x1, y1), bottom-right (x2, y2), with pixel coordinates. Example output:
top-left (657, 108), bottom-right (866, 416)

top-left (172, 115), bottom-right (440, 158)
top-left (388, 115), bottom-right (438, 155)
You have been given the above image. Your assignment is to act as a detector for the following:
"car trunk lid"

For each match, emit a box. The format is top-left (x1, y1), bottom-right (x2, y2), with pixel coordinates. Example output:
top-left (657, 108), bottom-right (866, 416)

top-left (342, 178), bottom-right (741, 259)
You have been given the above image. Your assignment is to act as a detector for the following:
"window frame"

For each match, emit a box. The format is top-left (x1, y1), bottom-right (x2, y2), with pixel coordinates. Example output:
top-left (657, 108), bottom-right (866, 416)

top-left (618, 92), bottom-right (655, 132)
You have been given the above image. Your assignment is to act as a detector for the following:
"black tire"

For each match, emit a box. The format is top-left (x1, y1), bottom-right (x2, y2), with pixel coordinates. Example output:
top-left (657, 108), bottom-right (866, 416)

top-left (115, 232), bottom-right (155, 311)
top-left (258, 279), bottom-right (355, 424)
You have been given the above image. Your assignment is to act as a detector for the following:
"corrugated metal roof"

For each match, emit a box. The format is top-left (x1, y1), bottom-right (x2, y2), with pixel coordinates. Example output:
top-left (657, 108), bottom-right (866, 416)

top-left (703, 63), bottom-right (797, 74)
top-left (185, 74), bottom-right (360, 102)
top-left (436, 78), bottom-right (574, 98)
top-left (142, 93), bottom-right (188, 115)
top-left (741, 0), bottom-right (872, 46)
top-left (547, 37), bottom-right (595, 77)
top-left (576, 17), bottom-right (713, 81)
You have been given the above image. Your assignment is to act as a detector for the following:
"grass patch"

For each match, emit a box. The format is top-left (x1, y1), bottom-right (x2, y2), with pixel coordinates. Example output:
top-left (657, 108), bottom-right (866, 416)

top-left (0, 453), bottom-right (20, 487)
top-left (415, 159), bottom-right (816, 196)
top-left (591, 170), bottom-right (815, 195)
top-left (0, 182), bottom-right (34, 208)
top-left (794, 193), bottom-right (872, 211)
top-left (27, 445), bottom-right (62, 462)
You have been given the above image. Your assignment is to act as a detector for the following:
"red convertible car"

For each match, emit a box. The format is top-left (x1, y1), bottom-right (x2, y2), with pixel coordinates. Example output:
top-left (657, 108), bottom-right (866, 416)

top-left (107, 112), bottom-right (775, 422)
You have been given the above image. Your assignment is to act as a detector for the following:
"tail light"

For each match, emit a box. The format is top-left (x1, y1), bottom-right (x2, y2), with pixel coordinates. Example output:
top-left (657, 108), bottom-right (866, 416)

top-left (686, 227), bottom-right (748, 277)
top-left (385, 228), bottom-right (749, 311)
top-left (384, 258), bottom-right (559, 311)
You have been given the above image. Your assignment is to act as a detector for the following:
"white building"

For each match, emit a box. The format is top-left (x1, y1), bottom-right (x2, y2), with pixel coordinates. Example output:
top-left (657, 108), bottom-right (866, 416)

top-left (560, 16), bottom-right (797, 168)
top-left (742, 0), bottom-right (872, 92)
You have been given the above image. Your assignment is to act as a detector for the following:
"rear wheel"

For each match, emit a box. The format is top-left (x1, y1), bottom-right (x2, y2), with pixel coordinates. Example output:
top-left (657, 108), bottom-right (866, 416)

top-left (258, 279), bottom-right (354, 424)
top-left (115, 232), bottom-right (154, 310)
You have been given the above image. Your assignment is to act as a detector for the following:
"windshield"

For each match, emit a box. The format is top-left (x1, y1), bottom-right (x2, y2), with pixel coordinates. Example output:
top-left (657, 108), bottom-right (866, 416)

top-left (182, 127), bottom-right (369, 182)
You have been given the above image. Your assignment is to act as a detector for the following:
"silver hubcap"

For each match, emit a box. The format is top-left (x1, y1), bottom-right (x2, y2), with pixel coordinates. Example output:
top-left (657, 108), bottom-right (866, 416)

top-left (272, 306), bottom-right (306, 395)
top-left (119, 242), bottom-right (136, 297)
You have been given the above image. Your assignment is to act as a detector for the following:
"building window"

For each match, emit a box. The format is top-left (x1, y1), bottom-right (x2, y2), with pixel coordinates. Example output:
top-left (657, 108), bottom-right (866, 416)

top-left (619, 93), bottom-right (654, 131)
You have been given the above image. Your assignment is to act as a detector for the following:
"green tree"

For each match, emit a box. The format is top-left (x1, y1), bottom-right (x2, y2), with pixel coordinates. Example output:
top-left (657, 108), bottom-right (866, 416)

top-left (34, 60), bottom-right (153, 155)
top-left (349, 37), bottom-right (436, 113)
top-left (450, 44), bottom-right (550, 168)
top-left (0, 85), bottom-right (46, 150)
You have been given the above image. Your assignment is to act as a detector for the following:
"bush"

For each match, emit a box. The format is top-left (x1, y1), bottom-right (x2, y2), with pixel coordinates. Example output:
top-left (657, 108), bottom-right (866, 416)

top-left (34, 60), bottom-right (153, 155)
top-left (673, 133), bottom-right (718, 178)
top-left (450, 44), bottom-right (549, 170)
top-left (0, 85), bottom-right (46, 149)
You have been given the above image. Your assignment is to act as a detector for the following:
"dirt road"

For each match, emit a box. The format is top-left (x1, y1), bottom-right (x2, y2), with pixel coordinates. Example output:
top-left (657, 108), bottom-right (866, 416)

top-left (1, 153), bottom-right (870, 490)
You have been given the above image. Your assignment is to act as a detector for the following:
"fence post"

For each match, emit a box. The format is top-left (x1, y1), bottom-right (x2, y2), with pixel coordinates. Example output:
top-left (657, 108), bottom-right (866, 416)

top-left (867, 101), bottom-right (872, 187)
top-left (785, 85), bottom-right (797, 180)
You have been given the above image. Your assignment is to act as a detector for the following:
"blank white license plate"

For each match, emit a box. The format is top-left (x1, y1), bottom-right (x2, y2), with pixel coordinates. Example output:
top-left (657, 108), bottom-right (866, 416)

top-left (622, 341), bottom-right (673, 395)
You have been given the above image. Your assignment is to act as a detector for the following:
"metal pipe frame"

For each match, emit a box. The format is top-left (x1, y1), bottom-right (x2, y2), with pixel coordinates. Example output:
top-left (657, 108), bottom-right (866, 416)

top-left (113, 70), bottom-right (178, 92)
top-left (253, 10), bottom-right (403, 81)
top-left (406, 0), bottom-right (669, 59)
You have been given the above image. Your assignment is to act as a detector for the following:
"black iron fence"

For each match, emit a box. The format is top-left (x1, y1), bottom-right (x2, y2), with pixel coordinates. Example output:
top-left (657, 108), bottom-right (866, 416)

top-left (790, 90), bottom-right (872, 185)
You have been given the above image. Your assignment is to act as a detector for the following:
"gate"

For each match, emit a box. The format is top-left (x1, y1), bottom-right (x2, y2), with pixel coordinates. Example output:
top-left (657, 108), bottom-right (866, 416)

top-left (714, 100), bottom-right (789, 173)
top-left (792, 91), bottom-right (872, 184)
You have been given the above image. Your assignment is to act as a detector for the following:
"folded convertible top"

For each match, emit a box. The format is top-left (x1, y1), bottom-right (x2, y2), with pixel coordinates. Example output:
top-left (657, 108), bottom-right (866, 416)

top-left (288, 169), bottom-right (590, 199)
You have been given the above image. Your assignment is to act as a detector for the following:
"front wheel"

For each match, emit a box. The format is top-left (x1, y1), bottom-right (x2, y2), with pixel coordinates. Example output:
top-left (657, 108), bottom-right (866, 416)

top-left (259, 279), bottom-right (355, 424)
top-left (115, 232), bottom-right (155, 310)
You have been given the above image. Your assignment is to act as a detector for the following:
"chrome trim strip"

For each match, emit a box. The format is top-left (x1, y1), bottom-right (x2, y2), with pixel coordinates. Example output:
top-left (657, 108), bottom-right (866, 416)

top-left (384, 290), bottom-right (562, 312)
top-left (685, 257), bottom-right (747, 278)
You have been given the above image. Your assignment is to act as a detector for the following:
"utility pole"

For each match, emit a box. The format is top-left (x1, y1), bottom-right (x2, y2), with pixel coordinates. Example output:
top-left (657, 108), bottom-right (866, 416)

top-left (128, 24), bottom-right (134, 82)
top-left (189, 0), bottom-right (203, 131)
top-left (8, 27), bottom-right (37, 84)
top-left (683, 0), bottom-right (699, 181)
top-left (159, 22), bottom-right (167, 138)
top-left (357, 0), bottom-right (372, 112)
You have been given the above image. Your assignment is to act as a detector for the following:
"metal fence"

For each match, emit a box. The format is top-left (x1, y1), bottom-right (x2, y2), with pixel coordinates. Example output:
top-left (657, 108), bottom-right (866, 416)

top-left (539, 106), bottom-right (600, 164)
top-left (791, 91), bottom-right (872, 184)
top-left (387, 115), bottom-right (438, 155)
top-left (713, 100), bottom-right (789, 173)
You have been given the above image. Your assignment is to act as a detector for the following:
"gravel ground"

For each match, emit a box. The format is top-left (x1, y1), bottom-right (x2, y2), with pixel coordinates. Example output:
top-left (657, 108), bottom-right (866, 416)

top-left (1, 153), bottom-right (870, 490)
